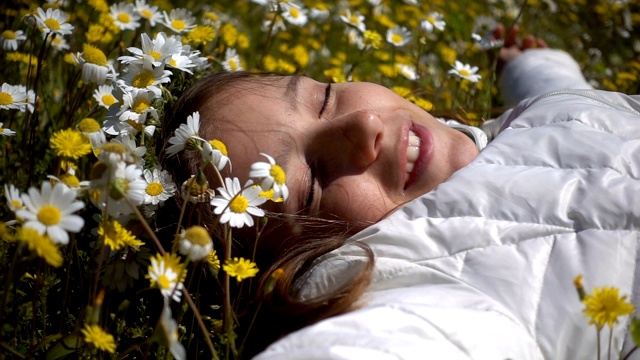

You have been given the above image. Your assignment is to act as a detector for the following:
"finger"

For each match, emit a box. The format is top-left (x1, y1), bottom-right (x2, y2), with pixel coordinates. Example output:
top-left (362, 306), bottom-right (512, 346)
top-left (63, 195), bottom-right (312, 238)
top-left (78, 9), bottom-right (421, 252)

top-left (493, 23), bottom-right (504, 40)
top-left (522, 34), bottom-right (535, 49)
top-left (504, 24), bottom-right (519, 47)
top-left (537, 38), bottom-right (548, 48)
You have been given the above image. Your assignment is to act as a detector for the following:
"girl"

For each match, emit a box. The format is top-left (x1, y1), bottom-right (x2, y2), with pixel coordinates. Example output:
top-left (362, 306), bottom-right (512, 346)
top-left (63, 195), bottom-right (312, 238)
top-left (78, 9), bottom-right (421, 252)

top-left (161, 27), bottom-right (640, 358)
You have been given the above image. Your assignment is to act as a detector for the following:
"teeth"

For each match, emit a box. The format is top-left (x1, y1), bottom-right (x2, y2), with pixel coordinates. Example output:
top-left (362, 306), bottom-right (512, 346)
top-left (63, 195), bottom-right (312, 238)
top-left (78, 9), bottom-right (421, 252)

top-left (406, 162), bottom-right (414, 173)
top-left (405, 130), bottom-right (421, 186)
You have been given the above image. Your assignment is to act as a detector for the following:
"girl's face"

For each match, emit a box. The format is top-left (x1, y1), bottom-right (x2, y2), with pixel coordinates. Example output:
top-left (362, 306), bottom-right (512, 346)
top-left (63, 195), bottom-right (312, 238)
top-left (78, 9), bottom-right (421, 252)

top-left (203, 76), bottom-right (479, 227)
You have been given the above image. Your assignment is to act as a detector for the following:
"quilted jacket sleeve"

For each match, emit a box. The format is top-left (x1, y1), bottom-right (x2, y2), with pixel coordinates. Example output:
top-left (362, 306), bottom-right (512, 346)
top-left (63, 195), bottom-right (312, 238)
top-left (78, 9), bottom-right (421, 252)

top-left (498, 48), bottom-right (593, 107)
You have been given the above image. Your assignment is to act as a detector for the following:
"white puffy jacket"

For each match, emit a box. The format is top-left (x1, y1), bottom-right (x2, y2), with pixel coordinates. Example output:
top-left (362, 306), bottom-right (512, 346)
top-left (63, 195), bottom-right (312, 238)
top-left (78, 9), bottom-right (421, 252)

top-left (254, 49), bottom-right (640, 359)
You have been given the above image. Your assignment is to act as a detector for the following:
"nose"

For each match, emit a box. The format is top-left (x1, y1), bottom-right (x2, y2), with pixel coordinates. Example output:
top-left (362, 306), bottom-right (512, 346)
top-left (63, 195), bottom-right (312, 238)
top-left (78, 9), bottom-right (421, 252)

top-left (327, 110), bottom-right (383, 174)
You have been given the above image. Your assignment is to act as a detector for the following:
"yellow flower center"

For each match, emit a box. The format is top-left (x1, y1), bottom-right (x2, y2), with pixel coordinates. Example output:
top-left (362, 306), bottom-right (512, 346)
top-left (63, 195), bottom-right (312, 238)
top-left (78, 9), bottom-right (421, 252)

top-left (59, 173), bottom-right (81, 188)
top-left (148, 51), bottom-right (162, 61)
top-left (459, 69), bottom-right (471, 77)
top-left (184, 226), bottom-right (211, 246)
top-left (116, 13), bottom-right (131, 24)
top-left (145, 182), bottom-right (163, 196)
top-left (269, 164), bottom-right (286, 185)
top-left (82, 44), bottom-right (108, 66)
top-left (171, 19), bottom-right (186, 31)
top-left (44, 18), bottom-right (61, 31)
top-left (158, 274), bottom-right (171, 289)
top-left (100, 142), bottom-right (126, 154)
top-left (290, 8), bottom-right (300, 18)
top-left (37, 205), bottom-right (61, 226)
top-left (0, 92), bottom-right (13, 105)
top-left (132, 98), bottom-right (151, 113)
top-left (228, 58), bottom-right (238, 71)
top-left (349, 15), bottom-right (359, 23)
top-left (2, 30), bottom-right (16, 39)
top-left (168, 58), bottom-right (177, 67)
top-left (391, 34), bottom-right (403, 44)
top-left (140, 9), bottom-right (152, 19)
top-left (78, 118), bottom-right (101, 133)
top-left (427, 15), bottom-right (436, 24)
top-left (229, 195), bottom-right (248, 213)
top-left (209, 139), bottom-right (228, 156)
top-left (101, 94), bottom-right (117, 107)
top-left (132, 71), bottom-right (155, 88)
top-left (11, 200), bottom-right (23, 209)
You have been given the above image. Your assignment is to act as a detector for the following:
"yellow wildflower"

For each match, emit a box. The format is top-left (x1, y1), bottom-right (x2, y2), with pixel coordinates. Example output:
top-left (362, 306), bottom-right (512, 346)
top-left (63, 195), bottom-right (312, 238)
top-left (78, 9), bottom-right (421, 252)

top-left (188, 25), bottom-right (216, 46)
top-left (223, 257), bottom-right (259, 282)
top-left (207, 249), bottom-right (220, 271)
top-left (81, 324), bottom-right (116, 353)
top-left (582, 286), bottom-right (635, 329)
top-left (98, 220), bottom-right (145, 251)
top-left (50, 129), bottom-right (92, 159)
top-left (16, 227), bottom-right (63, 267)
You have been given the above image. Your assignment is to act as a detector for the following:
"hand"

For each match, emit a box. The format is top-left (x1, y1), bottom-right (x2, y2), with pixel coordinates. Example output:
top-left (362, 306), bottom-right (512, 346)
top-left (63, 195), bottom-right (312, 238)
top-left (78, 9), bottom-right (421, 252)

top-left (492, 24), bottom-right (548, 73)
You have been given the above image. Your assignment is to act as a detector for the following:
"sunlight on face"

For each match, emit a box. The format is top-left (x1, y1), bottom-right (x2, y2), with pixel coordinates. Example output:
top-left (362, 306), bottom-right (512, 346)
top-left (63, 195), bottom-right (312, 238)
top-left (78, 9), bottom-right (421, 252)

top-left (202, 76), bottom-right (479, 227)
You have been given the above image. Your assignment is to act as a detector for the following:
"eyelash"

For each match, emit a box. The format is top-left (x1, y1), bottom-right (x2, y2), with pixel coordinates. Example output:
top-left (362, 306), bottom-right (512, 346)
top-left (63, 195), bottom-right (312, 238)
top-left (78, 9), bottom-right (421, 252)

top-left (318, 82), bottom-right (332, 117)
top-left (304, 162), bottom-right (317, 211)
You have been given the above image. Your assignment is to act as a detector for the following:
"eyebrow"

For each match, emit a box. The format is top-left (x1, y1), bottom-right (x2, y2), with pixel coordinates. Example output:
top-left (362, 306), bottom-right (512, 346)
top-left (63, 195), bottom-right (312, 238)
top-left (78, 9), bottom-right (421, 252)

top-left (284, 75), bottom-right (302, 111)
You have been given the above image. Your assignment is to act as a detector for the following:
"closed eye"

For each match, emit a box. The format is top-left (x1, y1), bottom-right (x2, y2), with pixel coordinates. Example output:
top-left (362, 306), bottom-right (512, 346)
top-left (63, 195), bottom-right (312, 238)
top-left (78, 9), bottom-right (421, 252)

top-left (304, 162), bottom-right (317, 212)
top-left (318, 82), bottom-right (332, 117)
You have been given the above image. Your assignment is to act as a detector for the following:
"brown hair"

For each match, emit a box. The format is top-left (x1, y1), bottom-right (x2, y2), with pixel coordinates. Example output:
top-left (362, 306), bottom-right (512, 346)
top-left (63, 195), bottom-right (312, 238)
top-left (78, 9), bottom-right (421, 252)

top-left (158, 71), bottom-right (374, 358)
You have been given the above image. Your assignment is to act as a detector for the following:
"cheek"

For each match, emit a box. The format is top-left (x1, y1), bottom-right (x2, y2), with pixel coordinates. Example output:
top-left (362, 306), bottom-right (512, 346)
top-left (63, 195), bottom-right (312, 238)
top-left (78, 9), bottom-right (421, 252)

top-left (320, 177), bottom-right (397, 225)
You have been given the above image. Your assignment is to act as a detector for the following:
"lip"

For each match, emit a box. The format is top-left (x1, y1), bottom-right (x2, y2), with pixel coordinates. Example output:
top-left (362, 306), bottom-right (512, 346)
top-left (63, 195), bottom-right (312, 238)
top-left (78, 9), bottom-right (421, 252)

top-left (403, 122), bottom-right (434, 190)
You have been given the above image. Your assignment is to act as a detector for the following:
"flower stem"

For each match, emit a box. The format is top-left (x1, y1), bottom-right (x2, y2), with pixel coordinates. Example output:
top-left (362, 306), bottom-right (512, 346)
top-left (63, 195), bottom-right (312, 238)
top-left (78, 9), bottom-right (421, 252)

top-left (124, 196), bottom-right (219, 359)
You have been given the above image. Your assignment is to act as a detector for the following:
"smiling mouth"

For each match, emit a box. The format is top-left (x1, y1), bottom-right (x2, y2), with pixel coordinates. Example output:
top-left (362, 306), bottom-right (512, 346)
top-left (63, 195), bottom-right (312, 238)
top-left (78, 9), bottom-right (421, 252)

top-left (404, 129), bottom-right (421, 187)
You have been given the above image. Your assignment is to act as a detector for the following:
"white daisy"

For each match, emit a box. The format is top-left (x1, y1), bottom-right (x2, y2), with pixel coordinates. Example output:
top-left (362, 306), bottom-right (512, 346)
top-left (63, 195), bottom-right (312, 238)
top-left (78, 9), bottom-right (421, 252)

top-left (281, 3), bottom-right (308, 27)
top-left (159, 302), bottom-right (186, 360)
top-left (211, 178), bottom-right (267, 228)
top-left (135, 0), bottom-right (162, 26)
top-left (346, 28), bottom-right (365, 50)
top-left (1, 29), bottom-right (26, 51)
top-left (146, 254), bottom-right (185, 303)
top-left (162, 8), bottom-right (196, 34)
top-left (310, 4), bottom-right (330, 21)
top-left (73, 44), bottom-right (113, 85)
top-left (421, 12), bottom-right (446, 33)
top-left (0, 83), bottom-right (28, 111)
top-left (119, 32), bottom-right (183, 67)
top-left (33, 7), bottom-right (74, 37)
top-left (18, 181), bottom-right (85, 245)
top-left (77, 117), bottom-right (107, 149)
top-left (448, 60), bottom-right (482, 82)
top-left (111, 134), bottom-right (147, 167)
top-left (201, 139), bottom-right (231, 171)
top-left (166, 111), bottom-right (200, 156)
top-left (49, 36), bottom-right (69, 53)
top-left (0, 122), bottom-right (16, 136)
top-left (397, 63), bottom-right (419, 81)
top-left (110, 2), bottom-right (141, 31)
top-left (262, 15), bottom-right (287, 35)
top-left (221, 48), bottom-right (243, 72)
top-left (178, 226), bottom-right (212, 262)
top-left (117, 89), bottom-right (159, 124)
top-left (4, 184), bottom-right (24, 213)
top-left (182, 46), bottom-right (209, 71)
top-left (386, 26), bottom-right (412, 47)
top-left (249, 153), bottom-right (289, 201)
top-left (117, 60), bottom-right (172, 98)
top-left (339, 10), bottom-right (366, 33)
top-left (19, 87), bottom-right (36, 113)
top-left (181, 175), bottom-right (215, 203)
top-left (90, 164), bottom-right (147, 218)
top-left (93, 84), bottom-right (119, 110)
top-left (142, 166), bottom-right (176, 205)
top-left (166, 53), bottom-right (197, 74)
top-left (47, 168), bottom-right (91, 194)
